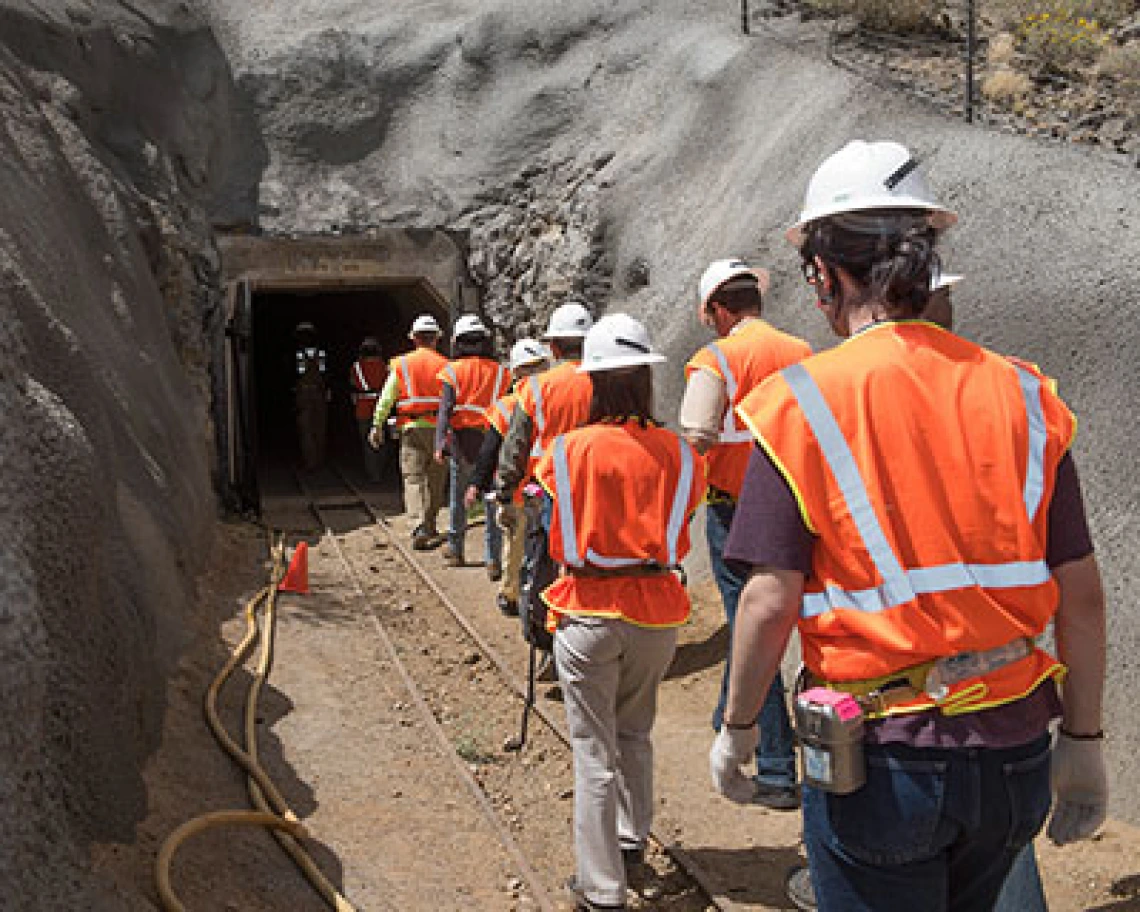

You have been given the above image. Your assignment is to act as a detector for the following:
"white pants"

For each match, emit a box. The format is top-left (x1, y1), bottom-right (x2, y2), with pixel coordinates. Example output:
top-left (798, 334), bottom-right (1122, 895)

top-left (554, 615), bottom-right (677, 907)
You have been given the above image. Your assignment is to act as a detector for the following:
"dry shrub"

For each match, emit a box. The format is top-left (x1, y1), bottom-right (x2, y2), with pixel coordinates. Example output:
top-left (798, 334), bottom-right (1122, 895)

top-left (803, 0), bottom-right (944, 33)
top-left (1097, 40), bottom-right (1140, 93)
top-left (1018, 8), bottom-right (1112, 74)
top-left (987, 31), bottom-right (1019, 65)
top-left (983, 0), bottom-right (1135, 31)
top-left (983, 66), bottom-right (1034, 100)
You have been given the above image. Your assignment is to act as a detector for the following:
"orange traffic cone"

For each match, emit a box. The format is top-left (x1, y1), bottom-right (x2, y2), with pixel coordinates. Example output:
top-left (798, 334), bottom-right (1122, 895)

top-left (278, 541), bottom-right (309, 594)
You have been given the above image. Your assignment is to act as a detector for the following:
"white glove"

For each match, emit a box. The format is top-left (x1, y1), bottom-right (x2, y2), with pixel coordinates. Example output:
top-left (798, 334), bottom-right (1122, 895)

top-left (1047, 732), bottom-right (1108, 845)
top-left (367, 427), bottom-right (383, 450)
top-left (709, 725), bottom-right (759, 804)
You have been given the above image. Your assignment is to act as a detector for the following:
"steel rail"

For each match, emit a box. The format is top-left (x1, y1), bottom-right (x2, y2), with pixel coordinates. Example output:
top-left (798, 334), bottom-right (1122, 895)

top-left (298, 476), bottom-right (558, 912)
top-left (331, 470), bottom-right (729, 911)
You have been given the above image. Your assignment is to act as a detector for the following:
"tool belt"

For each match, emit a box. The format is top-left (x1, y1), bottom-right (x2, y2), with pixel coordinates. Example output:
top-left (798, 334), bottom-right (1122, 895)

top-left (705, 485), bottom-right (736, 506)
top-left (566, 563), bottom-right (670, 579)
top-left (806, 636), bottom-right (1035, 717)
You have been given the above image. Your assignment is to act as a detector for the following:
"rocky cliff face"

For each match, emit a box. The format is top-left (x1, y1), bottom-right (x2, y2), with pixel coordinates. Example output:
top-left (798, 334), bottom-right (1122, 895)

top-left (0, 2), bottom-right (232, 905)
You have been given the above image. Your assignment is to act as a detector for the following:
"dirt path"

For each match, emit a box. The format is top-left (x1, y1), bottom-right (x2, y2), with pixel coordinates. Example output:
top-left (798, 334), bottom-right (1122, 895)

top-left (94, 514), bottom-right (1140, 911)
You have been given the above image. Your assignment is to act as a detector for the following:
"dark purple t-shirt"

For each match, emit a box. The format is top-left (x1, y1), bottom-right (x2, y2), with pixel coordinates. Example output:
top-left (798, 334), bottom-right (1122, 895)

top-left (724, 447), bottom-right (1091, 747)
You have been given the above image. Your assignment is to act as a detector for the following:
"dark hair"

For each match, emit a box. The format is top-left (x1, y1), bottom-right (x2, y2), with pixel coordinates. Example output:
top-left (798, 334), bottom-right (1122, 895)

top-left (707, 284), bottom-right (762, 316)
top-left (453, 333), bottom-right (494, 358)
top-left (587, 366), bottom-right (656, 426)
top-left (802, 211), bottom-right (939, 318)
top-left (550, 337), bottom-right (584, 359)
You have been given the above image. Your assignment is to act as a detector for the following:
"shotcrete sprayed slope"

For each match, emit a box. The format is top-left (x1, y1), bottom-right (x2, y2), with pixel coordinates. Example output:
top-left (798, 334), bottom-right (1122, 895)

top-left (198, 0), bottom-right (1140, 821)
top-left (0, 1), bottom-right (233, 906)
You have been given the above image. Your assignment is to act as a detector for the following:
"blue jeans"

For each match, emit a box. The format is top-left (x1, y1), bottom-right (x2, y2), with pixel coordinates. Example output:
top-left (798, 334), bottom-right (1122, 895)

top-left (803, 734), bottom-right (1052, 912)
top-left (448, 456), bottom-right (502, 564)
top-left (994, 844), bottom-right (1047, 912)
top-left (707, 500), bottom-right (796, 788)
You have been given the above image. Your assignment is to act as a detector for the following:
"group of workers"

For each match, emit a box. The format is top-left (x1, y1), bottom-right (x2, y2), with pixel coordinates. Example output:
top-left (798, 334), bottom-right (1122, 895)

top-left (362, 139), bottom-right (1108, 912)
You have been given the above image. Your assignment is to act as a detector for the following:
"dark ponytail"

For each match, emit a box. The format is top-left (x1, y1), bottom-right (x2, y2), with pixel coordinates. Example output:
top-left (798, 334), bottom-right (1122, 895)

top-left (802, 210), bottom-right (940, 318)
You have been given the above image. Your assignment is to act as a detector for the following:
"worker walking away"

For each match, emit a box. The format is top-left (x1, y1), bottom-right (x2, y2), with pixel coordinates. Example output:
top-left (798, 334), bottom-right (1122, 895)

top-left (782, 270), bottom-right (1046, 912)
top-left (710, 140), bottom-right (1107, 911)
top-left (464, 337), bottom-right (551, 616)
top-left (349, 336), bottom-right (388, 484)
top-left (537, 313), bottom-right (704, 912)
top-left (493, 301), bottom-right (594, 669)
top-left (434, 314), bottom-right (512, 573)
top-left (294, 321), bottom-right (329, 471)
top-left (680, 258), bottom-right (812, 811)
top-left (368, 314), bottom-right (447, 550)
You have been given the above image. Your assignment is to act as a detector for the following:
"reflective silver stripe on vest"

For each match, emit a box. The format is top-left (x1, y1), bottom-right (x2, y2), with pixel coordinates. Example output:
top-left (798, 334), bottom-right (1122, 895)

top-left (493, 365), bottom-right (508, 402)
top-left (444, 364), bottom-right (458, 387)
top-left (551, 435), bottom-right (582, 567)
top-left (551, 433), bottom-right (691, 570)
top-left (353, 362), bottom-right (379, 397)
top-left (666, 438), bottom-right (694, 566)
top-left (530, 375), bottom-right (546, 458)
top-left (707, 343), bottom-right (753, 444)
top-left (493, 399), bottom-right (511, 425)
top-left (1017, 365), bottom-right (1047, 522)
top-left (783, 362), bottom-right (1050, 619)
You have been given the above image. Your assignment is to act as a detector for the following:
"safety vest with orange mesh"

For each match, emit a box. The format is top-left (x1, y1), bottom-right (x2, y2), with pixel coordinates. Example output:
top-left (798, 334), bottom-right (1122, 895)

top-left (438, 356), bottom-right (512, 431)
top-left (392, 347), bottom-right (447, 427)
top-left (485, 393), bottom-right (516, 438)
top-left (536, 421), bottom-right (704, 629)
top-left (736, 321), bottom-right (1075, 719)
top-left (515, 361), bottom-right (593, 482)
top-left (349, 357), bottom-right (388, 420)
top-left (685, 318), bottom-right (811, 499)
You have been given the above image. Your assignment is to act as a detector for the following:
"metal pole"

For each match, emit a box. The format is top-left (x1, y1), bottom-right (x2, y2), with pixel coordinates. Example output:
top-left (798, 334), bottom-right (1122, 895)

top-left (965, 0), bottom-right (975, 123)
top-left (741, 0), bottom-right (750, 35)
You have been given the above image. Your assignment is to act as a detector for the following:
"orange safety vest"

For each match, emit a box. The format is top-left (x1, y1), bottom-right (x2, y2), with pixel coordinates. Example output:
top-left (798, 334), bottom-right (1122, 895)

top-left (516, 361), bottom-right (593, 481)
top-left (349, 356), bottom-right (389, 420)
top-left (537, 421), bottom-right (704, 629)
top-left (685, 319), bottom-right (811, 498)
top-left (392, 347), bottom-right (447, 427)
top-left (737, 322), bottom-right (1075, 718)
top-left (439, 357), bottom-right (512, 430)
top-left (485, 393), bottom-right (517, 438)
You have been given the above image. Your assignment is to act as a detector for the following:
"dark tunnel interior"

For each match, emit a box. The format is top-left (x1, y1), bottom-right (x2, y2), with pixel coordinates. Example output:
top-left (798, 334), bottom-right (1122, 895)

top-left (248, 282), bottom-right (449, 498)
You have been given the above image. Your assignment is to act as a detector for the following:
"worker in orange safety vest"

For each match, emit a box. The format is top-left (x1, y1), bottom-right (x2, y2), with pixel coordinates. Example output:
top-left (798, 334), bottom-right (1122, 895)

top-left (349, 336), bottom-right (388, 483)
top-left (369, 314), bottom-right (448, 550)
top-left (709, 140), bottom-right (1107, 911)
top-left (535, 312), bottom-right (704, 912)
top-left (463, 337), bottom-right (551, 617)
top-left (434, 313), bottom-right (512, 573)
top-left (680, 258), bottom-right (812, 811)
top-left (492, 301), bottom-right (594, 660)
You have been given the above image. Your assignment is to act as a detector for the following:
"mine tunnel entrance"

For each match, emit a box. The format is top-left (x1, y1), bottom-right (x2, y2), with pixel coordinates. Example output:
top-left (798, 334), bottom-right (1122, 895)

top-left (219, 233), bottom-right (472, 516)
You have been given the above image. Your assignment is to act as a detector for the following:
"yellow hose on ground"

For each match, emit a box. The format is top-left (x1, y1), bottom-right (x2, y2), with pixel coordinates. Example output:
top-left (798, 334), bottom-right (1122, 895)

top-left (155, 536), bottom-right (356, 911)
top-left (156, 811), bottom-right (308, 912)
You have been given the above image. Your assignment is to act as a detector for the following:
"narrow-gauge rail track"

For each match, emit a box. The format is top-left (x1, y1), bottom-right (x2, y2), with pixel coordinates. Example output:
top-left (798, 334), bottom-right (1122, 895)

top-left (294, 467), bottom-right (722, 911)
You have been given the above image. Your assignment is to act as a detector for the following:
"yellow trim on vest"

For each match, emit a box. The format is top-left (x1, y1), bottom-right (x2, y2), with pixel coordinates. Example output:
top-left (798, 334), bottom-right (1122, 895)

top-left (736, 407), bottom-right (818, 536)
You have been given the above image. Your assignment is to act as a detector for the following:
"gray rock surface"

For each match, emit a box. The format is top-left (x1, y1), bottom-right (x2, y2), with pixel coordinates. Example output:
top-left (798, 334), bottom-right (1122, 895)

top-left (0, 1), bottom-right (233, 906)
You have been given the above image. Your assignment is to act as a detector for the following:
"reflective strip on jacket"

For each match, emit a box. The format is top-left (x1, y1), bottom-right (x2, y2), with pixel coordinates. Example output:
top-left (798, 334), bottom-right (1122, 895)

top-left (486, 393), bottom-right (517, 438)
top-left (439, 357), bottom-right (512, 430)
top-left (536, 421), bottom-right (704, 629)
top-left (735, 321), bottom-right (1075, 717)
top-left (685, 319), bottom-right (811, 498)
top-left (392, 347), bottom-right (448, 427)
top-left (350, 357), bottom-right (388, 420)
top-left (516, 360), bottom-right (593, 480)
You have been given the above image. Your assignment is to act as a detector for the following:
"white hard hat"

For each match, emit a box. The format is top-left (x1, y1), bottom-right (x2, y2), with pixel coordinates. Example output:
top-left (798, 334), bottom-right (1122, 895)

top-left (787, 140), bottom-right (957, 248)
top-left (453, 313), bottom-right (489, 338)
top-left (509, 337), bottom-right (549, 371)
top-left (542, 301), bottom-right (593, 339)
top-left (698, 259), bottom-right (772, 311)
top-left (931, 272), bottom-right (962, 291)
top-left (409, 314), bottom-right (441, 337)
top-left (578, 313), bottom-right (666, 373)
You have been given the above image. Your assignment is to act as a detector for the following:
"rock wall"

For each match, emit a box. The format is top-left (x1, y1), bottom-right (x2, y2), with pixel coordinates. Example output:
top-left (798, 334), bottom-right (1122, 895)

top-left (0, 1), bottom-right (233, 905)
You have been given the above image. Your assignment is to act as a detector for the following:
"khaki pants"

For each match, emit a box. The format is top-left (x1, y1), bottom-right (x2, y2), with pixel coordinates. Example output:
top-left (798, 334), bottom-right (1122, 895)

top-left (554, 616), bottom-right (678, 908)
top-left (399, 425), bottom-right (445, 534)
top-left (498, 507), bottom-right (527, 602)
